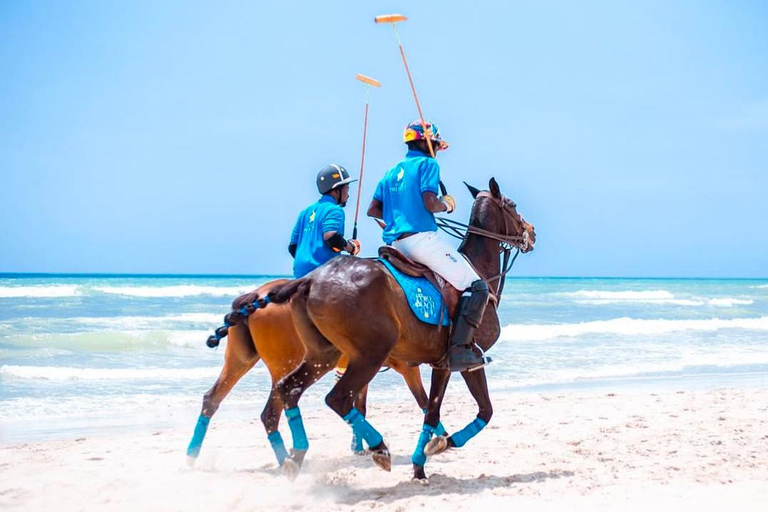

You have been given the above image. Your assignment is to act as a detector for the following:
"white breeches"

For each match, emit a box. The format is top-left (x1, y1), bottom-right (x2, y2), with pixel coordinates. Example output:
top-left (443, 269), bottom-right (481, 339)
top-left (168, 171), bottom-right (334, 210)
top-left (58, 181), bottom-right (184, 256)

top-left (391, 231), bottom-right (479, 291)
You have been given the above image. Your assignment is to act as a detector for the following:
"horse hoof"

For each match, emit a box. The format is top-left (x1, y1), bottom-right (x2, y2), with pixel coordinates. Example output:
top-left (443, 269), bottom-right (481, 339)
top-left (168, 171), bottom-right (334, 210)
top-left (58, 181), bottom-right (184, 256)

top-left (290, 449), bottom-right (308, 467)
top-left (353, 449), bottom-right (367, 456)
top-left (185, 456), bottom-right (197, 468)
top-left (412, 465), bottom-right (428, 482)
top-left (371, 447), bottom-right (391, 472)
top-left (283, 458), bottom-right (301, 481)
top-left (424, 434), bottom-right (449, 456)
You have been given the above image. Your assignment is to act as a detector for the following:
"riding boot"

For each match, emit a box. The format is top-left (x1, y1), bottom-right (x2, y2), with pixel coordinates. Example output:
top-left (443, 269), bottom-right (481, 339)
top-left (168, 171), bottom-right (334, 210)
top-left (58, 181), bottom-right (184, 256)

top-left (448, 279), bottom-right (492, 372)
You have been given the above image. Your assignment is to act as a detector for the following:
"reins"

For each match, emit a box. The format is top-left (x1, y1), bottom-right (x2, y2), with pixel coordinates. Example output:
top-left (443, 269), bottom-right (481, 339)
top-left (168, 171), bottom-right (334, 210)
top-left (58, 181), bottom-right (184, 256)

top-left (435, 192), bottom-right (528, 299)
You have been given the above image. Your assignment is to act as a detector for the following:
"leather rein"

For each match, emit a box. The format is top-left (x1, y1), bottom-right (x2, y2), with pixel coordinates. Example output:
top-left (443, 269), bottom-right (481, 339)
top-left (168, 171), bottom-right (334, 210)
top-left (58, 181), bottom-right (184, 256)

top-left (435, 191), bottom-right (530, 299)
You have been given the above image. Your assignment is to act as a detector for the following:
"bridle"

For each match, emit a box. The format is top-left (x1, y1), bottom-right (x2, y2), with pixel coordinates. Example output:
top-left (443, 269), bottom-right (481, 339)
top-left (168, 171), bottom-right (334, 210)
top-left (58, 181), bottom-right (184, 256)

top-left (435, 191), bottom-right (532, 299)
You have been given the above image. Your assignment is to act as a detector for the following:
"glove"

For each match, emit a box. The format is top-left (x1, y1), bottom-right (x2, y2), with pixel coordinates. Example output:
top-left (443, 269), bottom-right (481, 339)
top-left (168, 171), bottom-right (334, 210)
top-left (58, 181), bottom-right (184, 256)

top-left (440, 194), bottom-right (456, 214)
top-left (347, 239), bottom-right (361, 256)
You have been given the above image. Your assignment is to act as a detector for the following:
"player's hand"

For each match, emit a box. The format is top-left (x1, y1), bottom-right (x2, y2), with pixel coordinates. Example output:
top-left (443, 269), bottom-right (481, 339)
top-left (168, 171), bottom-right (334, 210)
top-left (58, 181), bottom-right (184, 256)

top-left (347, 239), bottom-right (361, 256)
top-left (440, 194), bottom-right (456, 214)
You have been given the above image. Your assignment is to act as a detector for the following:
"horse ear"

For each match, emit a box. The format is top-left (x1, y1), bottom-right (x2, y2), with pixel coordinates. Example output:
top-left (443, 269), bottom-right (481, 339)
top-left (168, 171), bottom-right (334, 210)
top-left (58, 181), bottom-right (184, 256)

top-left (464, 181), bottom-right (480, 198)
top-left (489, 177), bottom-right (501, 199)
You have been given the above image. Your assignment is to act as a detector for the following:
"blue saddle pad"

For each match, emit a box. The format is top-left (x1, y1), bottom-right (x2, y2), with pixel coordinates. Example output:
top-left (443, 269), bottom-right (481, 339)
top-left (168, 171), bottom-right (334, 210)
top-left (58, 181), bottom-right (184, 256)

top-left (378, 258), bottom-right (450, 326)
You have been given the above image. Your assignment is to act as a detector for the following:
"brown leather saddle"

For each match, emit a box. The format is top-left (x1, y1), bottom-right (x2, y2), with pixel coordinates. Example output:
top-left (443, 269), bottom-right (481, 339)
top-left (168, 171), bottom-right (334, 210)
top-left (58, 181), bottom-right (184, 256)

top-left (377, 246), bottom-right (461, 322)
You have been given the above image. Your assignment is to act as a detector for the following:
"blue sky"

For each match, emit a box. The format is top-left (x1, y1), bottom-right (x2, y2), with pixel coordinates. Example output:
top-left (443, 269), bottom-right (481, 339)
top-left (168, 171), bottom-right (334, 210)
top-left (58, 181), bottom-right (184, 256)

top-left (1, 1), bottom-right (766, 277)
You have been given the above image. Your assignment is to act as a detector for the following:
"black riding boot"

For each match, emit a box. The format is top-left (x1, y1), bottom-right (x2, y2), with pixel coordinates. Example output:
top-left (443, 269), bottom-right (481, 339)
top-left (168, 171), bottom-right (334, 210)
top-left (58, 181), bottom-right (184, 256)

top-left (448, 279), bottom-right (492, 372)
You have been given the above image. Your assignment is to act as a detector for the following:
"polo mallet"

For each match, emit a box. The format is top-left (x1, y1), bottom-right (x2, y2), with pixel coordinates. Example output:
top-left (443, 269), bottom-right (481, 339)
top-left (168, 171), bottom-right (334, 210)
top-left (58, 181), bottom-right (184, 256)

top-left (375, 14), bottom-right (448, 196)
top-left (352, 73), bottom-right (381, 240)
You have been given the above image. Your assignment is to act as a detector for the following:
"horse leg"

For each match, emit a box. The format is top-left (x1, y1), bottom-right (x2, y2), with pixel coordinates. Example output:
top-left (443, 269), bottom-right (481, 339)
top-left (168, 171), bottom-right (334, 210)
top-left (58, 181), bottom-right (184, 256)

top-left (325, 357), bottom-right (392, 472)
top-left (350, 384), bottom-right (369, 454)
top-left (187, 324), bottom-right (257, 465)
top-left (275, 297), bottom-right (340, 479)
top-left (388, 359), bottom-right (448, 438)
top-left (425, 367), bottom-right (492, 457)
top-left (260, 386), bottom-right (288, 466)
top-left (411, 368), bottom-right (451, 481)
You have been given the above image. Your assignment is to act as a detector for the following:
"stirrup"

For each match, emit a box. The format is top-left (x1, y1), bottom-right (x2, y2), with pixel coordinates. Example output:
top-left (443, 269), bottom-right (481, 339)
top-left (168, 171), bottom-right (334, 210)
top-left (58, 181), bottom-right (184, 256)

top-left (448, 344), bottom-right (492, 373)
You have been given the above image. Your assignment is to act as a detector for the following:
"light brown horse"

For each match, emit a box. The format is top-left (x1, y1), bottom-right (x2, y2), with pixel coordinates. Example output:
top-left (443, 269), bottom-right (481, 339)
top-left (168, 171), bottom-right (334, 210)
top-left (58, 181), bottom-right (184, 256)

top-left (186, 281), bottom-right (437, 466)
top-left (267, 178), bottom-right (535, 481)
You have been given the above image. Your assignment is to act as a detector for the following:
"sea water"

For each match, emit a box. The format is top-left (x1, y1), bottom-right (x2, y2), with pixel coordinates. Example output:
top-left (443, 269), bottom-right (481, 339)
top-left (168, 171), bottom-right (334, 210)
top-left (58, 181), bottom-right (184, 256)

top-left (1, 274), bottom-right (767, 443)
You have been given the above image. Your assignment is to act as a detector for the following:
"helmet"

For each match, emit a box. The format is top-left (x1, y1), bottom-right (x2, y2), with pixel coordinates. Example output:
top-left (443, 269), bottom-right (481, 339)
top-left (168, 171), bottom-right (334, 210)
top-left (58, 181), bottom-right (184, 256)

top-left (403, 119), bottom-right (449, 151)
top-left (316, 164), bottom-right (357, 195)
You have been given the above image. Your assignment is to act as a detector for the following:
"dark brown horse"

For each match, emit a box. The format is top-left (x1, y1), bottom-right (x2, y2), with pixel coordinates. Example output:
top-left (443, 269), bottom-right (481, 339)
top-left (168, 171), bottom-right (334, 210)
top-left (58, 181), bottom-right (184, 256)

top-left (268, 178), bottom-right (535, 481)
top-left (185, 280), bottom-right (438, 467)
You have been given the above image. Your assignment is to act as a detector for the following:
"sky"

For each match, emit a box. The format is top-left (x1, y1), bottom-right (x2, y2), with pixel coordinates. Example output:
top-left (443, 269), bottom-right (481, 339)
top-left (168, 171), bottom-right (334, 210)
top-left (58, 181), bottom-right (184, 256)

top-left (1, 1), bottom-right (767, 277)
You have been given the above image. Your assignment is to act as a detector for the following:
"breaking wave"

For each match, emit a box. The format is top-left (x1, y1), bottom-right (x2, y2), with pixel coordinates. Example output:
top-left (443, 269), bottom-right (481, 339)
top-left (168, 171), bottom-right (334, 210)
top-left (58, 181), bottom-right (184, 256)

top-left (0, 364), bottom-right (227, 381)
top-left (92, 285), bottom-right (254, 298)
top-left (0, 285), bottom-right (80, 298)
top-left (559, 289), bottom-right (754, 307)
top-left (501, 316), bottom-right (768, 342)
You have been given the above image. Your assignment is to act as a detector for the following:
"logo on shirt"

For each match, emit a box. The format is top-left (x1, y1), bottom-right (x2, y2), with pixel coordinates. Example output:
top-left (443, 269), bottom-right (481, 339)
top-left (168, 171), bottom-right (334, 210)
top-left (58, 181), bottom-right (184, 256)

top-left (309, 210), bottom-right (316, 223)
top-left (390, 167), bottom-right (407, 193)
top-left (445, 253), bottom-right (458, 263)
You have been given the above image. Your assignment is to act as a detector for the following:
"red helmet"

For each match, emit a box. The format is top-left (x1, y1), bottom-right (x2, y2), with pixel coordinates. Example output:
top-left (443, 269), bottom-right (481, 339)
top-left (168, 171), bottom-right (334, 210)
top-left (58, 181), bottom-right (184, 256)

top-left (403, 119), bottom-right (449, 151)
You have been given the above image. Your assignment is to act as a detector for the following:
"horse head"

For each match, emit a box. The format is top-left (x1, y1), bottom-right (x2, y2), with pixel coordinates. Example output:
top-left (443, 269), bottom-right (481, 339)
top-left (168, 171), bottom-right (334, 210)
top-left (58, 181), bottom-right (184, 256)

top-left (463, 177), bottom-right (536, 253)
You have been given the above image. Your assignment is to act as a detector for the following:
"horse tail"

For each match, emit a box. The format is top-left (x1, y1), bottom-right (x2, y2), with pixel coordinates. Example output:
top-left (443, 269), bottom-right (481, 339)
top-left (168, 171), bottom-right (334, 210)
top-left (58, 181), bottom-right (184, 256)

top-left (205, 289), bottom-right (275, 349)
top-left (267, 277), bottom-right (309, 304)
top-left (204, 279), bottom-right (309, 349)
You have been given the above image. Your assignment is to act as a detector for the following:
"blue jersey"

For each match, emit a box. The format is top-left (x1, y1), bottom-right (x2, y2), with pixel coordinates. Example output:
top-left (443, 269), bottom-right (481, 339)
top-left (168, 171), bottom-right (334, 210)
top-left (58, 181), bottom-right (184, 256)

top-left (290, 195), bottom-right (345, 278)
top-left (373, 149), bottom-right (440, 244)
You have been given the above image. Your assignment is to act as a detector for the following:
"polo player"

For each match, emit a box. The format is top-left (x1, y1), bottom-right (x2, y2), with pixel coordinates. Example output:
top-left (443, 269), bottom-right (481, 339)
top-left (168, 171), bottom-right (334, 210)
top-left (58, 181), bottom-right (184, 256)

top-left (367, 120), bottom-right (491, 372)
top-left (289, 164), bottom-right (361, 278)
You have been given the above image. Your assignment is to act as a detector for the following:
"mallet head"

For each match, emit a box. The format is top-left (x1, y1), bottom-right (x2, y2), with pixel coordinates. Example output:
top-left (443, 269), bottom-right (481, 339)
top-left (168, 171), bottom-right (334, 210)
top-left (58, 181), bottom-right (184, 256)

top-left (374, 14), bottom-right (408, 24)
top-left (355, 74), bottom-right (382, 88)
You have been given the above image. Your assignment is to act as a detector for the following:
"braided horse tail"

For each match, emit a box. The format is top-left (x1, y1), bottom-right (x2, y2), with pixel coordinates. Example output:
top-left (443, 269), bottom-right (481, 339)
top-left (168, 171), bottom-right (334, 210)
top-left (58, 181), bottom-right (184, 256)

top-left (205, 278), bottom-right (309, 348)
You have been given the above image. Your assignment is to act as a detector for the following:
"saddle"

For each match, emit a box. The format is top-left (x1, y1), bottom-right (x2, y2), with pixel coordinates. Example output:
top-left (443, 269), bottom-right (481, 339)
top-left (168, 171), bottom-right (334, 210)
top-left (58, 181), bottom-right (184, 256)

top-left (378, 246), bottom-right (461, 320)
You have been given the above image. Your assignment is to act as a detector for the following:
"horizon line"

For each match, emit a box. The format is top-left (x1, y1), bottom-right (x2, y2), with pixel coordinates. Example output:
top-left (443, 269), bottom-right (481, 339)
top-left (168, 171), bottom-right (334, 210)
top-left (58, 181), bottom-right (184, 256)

top-left (1, 272), bottom-right (767, 281)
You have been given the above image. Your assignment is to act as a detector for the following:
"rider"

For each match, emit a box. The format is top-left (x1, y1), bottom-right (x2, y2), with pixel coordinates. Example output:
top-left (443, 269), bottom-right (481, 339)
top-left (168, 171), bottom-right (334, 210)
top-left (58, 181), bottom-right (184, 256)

top-left (366, 120), bottom-right (491, 372)
top-left (289, 164), bottom-right (361, 278)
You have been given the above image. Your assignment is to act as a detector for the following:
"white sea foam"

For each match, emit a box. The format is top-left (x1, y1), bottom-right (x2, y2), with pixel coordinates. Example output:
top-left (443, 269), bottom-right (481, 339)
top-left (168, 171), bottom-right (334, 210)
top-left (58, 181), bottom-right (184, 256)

top-left (560, 289), bottom-right (754, 307)
top-left (0, 285), bottom-right (80, 298)
top-left (501, 316), bottom-right (768, 342)
top-left (563, 290), bottom-right (677, 301)
top-left (0, 364), bottom-right (233, 381)
top-left (93, 285), bottom-right (255, 298)
top-left (71, 313), bottom-right (224, 329)
top-left (489, 352), bottom-right (768, 390)
top-left (707, 298), bottom-right (754, 307)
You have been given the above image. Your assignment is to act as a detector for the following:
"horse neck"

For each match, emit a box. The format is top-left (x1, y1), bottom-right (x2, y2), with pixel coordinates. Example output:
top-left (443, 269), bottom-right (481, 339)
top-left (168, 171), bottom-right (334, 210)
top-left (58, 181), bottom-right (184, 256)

top-left (459, 233), bottom-right (502, 295)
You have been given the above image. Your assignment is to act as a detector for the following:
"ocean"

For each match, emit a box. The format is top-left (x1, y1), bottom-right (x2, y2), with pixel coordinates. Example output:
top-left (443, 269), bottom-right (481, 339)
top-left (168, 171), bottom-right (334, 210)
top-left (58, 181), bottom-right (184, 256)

top-left (1, 274), bottom-right (767, 444)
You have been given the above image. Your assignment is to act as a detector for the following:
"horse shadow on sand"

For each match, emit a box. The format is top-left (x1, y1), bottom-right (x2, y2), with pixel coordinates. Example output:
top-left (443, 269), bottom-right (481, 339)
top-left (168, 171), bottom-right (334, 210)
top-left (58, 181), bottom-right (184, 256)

top-left (236, 452), bottom-right (574, 505)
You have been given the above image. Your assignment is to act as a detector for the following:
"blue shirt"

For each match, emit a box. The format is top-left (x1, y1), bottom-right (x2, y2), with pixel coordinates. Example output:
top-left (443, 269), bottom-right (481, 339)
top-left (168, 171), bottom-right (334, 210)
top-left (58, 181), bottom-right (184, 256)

top-left (290, 195), bottom-right (345, 278)
top-left (373, 149), bottom-right (440, 244)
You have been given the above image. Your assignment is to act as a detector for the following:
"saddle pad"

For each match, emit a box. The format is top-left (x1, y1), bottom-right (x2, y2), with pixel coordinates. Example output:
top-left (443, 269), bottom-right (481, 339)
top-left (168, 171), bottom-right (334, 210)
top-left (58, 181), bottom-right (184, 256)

top-left (378, 258), bottom-right (450, 326)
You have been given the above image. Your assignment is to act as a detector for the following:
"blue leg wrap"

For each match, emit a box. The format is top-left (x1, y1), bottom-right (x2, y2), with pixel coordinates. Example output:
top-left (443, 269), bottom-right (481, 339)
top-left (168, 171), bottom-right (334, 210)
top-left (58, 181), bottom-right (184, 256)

top-left (342, 408), bottom-right (383, 448)
top-left (285, 407), bottom-right (309, 451)
top-left (350, 431), bottom-right (365, 452)
top-left (450, 417), bottom-right (487, 448)
top-left (422, 408), bottom-right (447, 437)
top-left (186, 414), bottom-right (210, 458)
top-left (411, 423), bottom-right (436, 466)
top-left (267, 431), bottom-right (290, 466)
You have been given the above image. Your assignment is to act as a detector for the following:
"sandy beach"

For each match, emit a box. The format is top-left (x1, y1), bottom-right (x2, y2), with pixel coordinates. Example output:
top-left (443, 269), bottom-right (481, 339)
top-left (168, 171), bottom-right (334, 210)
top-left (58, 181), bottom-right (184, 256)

top-left (1, 386), bottom-right (766, 511)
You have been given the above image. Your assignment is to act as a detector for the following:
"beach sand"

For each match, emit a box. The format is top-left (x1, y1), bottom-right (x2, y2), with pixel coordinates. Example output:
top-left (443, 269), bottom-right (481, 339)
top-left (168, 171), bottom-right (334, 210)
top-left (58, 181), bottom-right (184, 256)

top-left (1, 387), bottom-right (767, 511)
